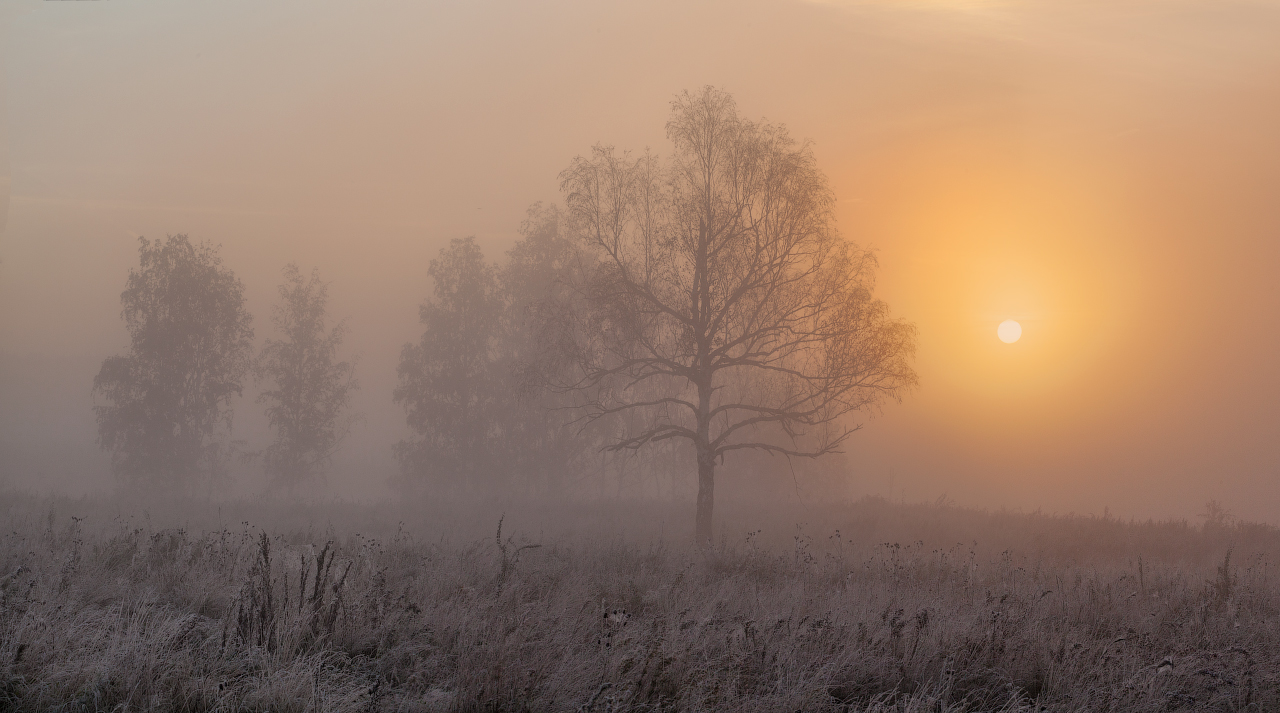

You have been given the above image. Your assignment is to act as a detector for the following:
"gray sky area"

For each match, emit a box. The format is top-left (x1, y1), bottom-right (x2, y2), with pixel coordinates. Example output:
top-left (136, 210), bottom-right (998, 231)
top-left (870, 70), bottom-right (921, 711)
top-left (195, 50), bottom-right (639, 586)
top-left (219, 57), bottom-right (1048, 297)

top-left (2, 0), bottom-right (1279, 520)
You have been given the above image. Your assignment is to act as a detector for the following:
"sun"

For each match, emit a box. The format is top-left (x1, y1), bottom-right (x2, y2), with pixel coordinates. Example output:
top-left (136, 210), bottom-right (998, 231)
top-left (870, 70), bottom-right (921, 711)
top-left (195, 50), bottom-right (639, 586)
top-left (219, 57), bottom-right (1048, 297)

top-left (997, 319), bottom-right (1022, 343)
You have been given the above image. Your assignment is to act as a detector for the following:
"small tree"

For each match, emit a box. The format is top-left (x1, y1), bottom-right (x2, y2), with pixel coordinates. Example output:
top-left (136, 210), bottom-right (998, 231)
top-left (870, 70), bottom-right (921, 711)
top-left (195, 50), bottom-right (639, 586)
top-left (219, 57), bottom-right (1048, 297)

top-left (557, 87), bottom-right (918, 543)
top-left (256, 264), bottom-right (358, 492)
top-left (93, 235), bottom-right (254, 493)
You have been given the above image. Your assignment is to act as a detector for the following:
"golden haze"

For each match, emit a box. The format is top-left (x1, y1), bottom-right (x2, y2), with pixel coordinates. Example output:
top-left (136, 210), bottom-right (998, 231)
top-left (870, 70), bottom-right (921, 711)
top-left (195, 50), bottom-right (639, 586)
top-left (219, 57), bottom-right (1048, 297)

top-left (1, 0), bottom-right (1279, 520)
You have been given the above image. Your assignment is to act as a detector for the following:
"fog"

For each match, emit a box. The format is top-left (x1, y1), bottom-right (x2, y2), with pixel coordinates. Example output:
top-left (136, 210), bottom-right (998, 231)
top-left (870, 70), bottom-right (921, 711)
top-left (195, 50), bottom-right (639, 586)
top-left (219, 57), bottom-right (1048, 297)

top-left (3, 0), bottom-right (1280, 522)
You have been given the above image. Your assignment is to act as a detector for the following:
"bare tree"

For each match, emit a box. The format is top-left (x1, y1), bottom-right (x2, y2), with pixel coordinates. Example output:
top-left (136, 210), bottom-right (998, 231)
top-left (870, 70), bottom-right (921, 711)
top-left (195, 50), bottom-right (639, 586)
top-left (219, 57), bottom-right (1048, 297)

top-left (256, 264), bottom-right (358, 492)
top-left (93, 235), bottom-right (254, 493)
top-left (557, 87), bottom-right (918, 543)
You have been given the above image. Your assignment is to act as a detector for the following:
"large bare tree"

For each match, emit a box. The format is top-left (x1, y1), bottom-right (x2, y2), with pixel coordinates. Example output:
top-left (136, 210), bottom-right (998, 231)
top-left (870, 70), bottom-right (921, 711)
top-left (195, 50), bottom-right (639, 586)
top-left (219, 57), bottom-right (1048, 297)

top-left (558, 87), bottom-right (917, 543)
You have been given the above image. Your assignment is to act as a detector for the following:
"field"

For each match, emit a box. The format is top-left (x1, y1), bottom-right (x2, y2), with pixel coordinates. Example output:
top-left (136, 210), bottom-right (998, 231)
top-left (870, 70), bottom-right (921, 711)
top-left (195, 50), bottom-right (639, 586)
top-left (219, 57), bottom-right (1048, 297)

top-left (1, 492), bottom-right (1277, 712)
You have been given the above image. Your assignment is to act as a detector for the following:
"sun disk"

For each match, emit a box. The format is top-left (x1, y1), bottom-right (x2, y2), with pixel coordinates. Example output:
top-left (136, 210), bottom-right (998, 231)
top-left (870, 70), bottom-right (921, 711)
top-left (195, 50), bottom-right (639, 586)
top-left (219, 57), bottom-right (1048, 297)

top-left (998, 320), bottom-right (1022, 343)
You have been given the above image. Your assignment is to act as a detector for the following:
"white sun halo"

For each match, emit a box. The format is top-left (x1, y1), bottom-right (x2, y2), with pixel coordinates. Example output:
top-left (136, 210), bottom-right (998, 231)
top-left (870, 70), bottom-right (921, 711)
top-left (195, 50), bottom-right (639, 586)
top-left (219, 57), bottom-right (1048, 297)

top-left (997, 320), bottom-right (1022, 343)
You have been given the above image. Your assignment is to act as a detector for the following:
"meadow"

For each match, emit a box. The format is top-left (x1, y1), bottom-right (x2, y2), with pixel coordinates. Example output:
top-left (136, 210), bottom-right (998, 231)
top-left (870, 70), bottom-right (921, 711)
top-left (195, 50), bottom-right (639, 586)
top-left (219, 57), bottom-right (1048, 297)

top-left (1, 492), bottom-right (1276, 712)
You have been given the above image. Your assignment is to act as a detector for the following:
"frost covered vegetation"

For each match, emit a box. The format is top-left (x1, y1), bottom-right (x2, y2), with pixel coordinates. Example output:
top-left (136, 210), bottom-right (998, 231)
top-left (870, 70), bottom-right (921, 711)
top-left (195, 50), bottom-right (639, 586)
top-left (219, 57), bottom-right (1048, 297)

top-left (1, 493), bottom-right (1278, 712)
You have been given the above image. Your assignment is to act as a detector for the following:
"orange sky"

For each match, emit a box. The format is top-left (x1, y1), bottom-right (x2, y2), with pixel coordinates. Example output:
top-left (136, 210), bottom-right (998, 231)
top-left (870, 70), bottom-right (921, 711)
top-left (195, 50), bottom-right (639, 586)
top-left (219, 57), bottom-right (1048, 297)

top-left (2, 0), bottom-right (1279, 521)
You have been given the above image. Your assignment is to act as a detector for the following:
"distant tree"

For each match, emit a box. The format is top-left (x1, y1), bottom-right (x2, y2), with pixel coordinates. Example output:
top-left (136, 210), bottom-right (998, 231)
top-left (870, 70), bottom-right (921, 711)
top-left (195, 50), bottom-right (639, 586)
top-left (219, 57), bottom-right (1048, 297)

top-left (394, 237), bottom-right (507, 492)
top-left (256, 264), bottom-right (358, 492)
top-left (395, 223), bottom-right (600, 495)
top-left (1200, 499), bottom-right (1235, 529)
top-left (557, 87), bottom-right (918, 543)
top-left (503, 205), bottom-right (583, 391)
top-left (501, 204), bottom-right (603, 494)
top-left (93, 235), bottom-right (254, 493)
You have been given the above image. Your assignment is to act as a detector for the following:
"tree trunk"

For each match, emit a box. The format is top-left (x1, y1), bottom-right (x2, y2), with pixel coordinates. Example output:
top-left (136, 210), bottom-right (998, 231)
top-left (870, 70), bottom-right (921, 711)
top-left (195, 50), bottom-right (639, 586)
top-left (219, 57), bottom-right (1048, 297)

top-left (695, 445), bottom-right (715, 546)
top-left (693, 212), bottom-right (714, 547)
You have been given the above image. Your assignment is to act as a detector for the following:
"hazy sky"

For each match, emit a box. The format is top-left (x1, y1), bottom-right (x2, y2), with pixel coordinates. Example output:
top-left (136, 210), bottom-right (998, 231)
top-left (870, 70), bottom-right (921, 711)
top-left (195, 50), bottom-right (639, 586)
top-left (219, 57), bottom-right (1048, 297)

top-left (2, 0), bottom-right (1279, 521)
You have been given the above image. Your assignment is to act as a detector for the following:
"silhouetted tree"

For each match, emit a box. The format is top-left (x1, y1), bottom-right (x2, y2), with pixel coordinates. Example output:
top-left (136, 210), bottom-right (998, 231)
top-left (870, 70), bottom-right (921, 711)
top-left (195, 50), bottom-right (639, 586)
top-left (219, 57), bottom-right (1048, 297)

top-left (505, 204), bottom-right (653, 495)
top-left (256, 264), bottom-right (358, 492)
top-left (396, 221), bottom-right (604, 495)
top-left (499, 207), bottom-right (588, 493)
top-left (394, 237), bottom-right (507, 492)
top-left (93, 235), bottom-right (254, 492)
top-left (557, 87), bottom-right (918, 543)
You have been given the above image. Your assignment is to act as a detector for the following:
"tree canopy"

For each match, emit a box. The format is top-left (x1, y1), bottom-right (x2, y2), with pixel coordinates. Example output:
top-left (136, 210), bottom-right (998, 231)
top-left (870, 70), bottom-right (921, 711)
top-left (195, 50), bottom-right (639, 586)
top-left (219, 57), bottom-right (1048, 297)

top-left (93, 235), bottom-right (254, 493)
top-left (257, 264), bottom-right (358, 492)
top-left (394, 213), bottom-right (609, 496)
top-left (394, 237), bottom-right (507, 492)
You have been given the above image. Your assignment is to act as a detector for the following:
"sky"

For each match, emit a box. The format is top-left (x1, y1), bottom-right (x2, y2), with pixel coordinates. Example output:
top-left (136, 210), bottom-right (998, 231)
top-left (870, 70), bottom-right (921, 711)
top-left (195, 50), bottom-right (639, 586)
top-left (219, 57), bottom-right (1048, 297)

top-left (2, 0), bottom-right (1279, 521)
